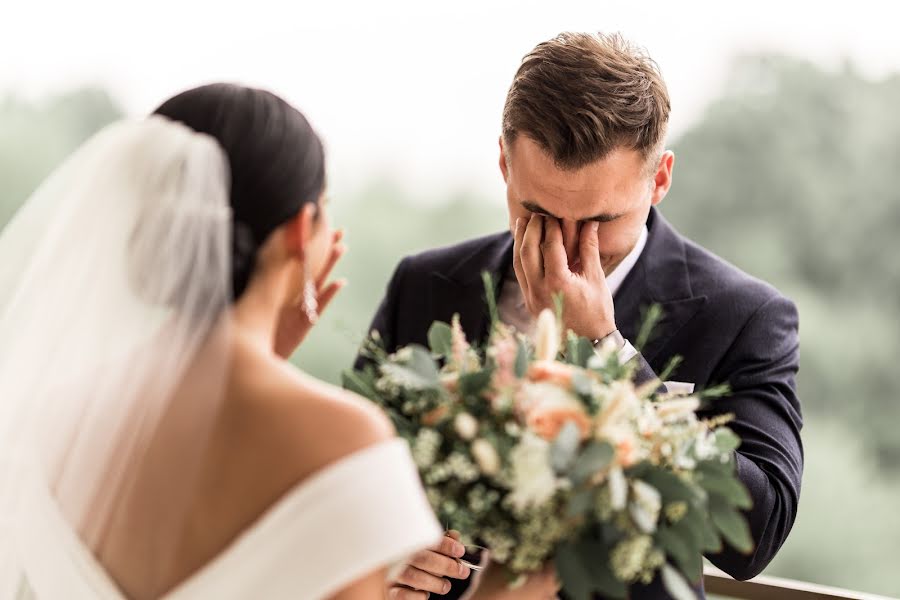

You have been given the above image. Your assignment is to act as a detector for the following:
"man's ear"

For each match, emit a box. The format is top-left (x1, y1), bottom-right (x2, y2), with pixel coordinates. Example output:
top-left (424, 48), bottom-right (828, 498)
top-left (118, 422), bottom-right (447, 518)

top-left (650, 150), bottom-right (675, 206)
top-left (285, 203), bottom-right (318, 258)
top-left (498, 136), bottom-right (510, 184)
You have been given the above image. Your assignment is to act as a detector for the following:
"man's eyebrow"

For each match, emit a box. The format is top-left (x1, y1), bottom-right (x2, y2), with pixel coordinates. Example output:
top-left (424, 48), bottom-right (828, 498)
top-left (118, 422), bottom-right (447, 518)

top-left (521, 201), bottom-right (558, 219)
top-left (584, 212), bottom-right (623, 223)
top-left (521, 200), bottom-right (622, 223)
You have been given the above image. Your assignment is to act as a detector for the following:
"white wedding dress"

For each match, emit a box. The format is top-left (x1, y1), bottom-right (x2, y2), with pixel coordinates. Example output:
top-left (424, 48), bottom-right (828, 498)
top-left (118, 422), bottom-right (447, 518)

top-left (10, 439), bottom-right (441, 600)
top-left (0, 118), bottom-right (442, 599)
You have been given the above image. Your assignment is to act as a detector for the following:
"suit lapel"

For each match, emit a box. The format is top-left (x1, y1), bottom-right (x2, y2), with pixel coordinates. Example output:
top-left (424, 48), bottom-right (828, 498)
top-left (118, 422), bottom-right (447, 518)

top-left (429, 233), bottom-right (514, 345)
top-left (615, 209), bottom-right (707, 365)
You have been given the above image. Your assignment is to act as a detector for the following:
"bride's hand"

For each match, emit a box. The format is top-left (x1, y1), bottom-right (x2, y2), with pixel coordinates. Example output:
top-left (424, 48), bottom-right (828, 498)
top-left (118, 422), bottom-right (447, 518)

top-left (467, 561), bottom-right (559, 600)
top-left (274, 229), bottom-right (347, 358)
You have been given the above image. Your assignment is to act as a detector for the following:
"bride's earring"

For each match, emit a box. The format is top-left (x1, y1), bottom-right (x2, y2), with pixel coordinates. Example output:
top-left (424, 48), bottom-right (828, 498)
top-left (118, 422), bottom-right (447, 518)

top-left (295, 254), bottom-right (318, 324)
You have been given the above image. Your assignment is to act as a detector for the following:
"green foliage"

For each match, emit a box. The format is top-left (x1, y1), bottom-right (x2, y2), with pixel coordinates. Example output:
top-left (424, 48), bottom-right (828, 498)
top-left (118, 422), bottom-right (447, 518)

top-left (551, 421), bottom-right (582, 473)
top-left (570, 442), bottom-right (615, 485)
top-left (427, 321), bottom-right (454, 358)
top-left (556, 539), bottom-right (627, 600)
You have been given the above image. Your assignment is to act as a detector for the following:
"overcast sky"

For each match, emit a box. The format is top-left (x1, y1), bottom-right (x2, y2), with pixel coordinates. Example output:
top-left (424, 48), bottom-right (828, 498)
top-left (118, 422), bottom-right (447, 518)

top-left (3, 0), bottom-right (898, 202)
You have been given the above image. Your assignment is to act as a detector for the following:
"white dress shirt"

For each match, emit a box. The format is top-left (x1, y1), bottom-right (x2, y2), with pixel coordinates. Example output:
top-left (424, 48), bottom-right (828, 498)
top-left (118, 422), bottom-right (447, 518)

top-left (498, 225), bottom-right (649, 363)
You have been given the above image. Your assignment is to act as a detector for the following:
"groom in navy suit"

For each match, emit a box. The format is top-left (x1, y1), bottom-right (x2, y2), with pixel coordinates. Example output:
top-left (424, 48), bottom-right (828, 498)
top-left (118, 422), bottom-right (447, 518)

top-left (369, 32), bottom-right (802, 600)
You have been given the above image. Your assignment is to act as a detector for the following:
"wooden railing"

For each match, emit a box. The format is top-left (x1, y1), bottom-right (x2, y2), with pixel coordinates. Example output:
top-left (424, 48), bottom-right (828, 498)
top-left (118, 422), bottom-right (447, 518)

top-left (703, 566), bottom-right (898, 600)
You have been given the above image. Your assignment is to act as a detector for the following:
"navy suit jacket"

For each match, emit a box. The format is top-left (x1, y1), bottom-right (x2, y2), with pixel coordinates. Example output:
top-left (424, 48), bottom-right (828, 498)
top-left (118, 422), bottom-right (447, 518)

top-left (360, 208), bottom-right (802, 599)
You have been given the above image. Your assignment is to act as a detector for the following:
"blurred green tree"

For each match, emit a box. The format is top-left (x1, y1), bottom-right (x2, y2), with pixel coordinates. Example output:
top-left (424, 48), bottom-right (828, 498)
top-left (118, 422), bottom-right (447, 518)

top-left (665, 54), bottom-right (900, 468)
top-left (0, 88), bottom-right (121, 225)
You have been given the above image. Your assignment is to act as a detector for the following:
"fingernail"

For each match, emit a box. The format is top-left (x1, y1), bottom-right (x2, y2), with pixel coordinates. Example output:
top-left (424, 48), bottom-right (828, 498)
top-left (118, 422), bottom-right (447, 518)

top-left (454, 542), bottom-right (465, 557)
top-left (443, 580), bottom-right (452, 593)
top-left (459, 563), bottom-right (471, 578)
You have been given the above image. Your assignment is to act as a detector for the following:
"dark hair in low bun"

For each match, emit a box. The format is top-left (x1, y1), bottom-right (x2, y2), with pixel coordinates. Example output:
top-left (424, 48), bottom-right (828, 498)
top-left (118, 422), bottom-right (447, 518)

top-left (154, 83), bottom-right (325, 300)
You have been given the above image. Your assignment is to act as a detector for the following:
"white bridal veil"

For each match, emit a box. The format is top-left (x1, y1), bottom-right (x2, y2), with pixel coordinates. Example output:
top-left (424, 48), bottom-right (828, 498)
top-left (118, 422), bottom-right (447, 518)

top-left (0, 116), bottom-right (234, 598)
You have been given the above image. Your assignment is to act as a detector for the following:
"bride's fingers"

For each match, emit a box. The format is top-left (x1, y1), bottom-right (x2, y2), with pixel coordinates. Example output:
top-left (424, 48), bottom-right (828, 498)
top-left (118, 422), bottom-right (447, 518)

top-left (315, 279), bottom-right (346, 315)
top-left (387, 586), bottom-right (429, 600)
top-left (393, 564), bottom-right (452, 595)
top-left (316, 242), bottom-right (346, 289)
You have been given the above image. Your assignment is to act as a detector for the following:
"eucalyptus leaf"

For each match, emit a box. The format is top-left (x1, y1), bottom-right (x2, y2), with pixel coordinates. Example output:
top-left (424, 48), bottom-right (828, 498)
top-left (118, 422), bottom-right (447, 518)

top-left (341, 369), bottom-right (378, 401)
top-left (710, 496), bottom-right (754, 554)
top-left (558, 539), bottom-right (627, 599)
top-left (459, 368), bottom-right (493, 398)
top-left (656, 525), bottom-right (702, 582)
top-left (580, 541), bottom-right (627, 599)
top-left (514, 339), bottom-right (530, 378)
top-left (379, 363), bottom-right (436, 390)
top-left (427, 321), bottom-right (453, 358)
top-left (640, 466), bottom-right (701, 504)
top-left (571, 441), bottom-right (615, 484)
top-left (554, 543), bottom-right (593, 600)
top-left (567, 489), bottom-right (595, 519)
top-left (696, 467), bottom-right (752, 510)
top-left (407, 345), bottom-right (441, 382)
top-left (551, 420), bottom-right (582, 473)
top-left (714, 428), bottom-right (741, 453)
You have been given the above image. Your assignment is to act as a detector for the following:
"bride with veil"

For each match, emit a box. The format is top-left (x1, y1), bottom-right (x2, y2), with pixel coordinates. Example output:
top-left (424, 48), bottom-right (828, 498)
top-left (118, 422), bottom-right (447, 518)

top-left (0, 83), bottom-right (445, 599)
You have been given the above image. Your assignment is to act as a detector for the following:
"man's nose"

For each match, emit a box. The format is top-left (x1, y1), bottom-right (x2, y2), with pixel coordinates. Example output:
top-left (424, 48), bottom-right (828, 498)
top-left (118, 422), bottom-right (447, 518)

top-left (560, 220), bottom-right (581, 265)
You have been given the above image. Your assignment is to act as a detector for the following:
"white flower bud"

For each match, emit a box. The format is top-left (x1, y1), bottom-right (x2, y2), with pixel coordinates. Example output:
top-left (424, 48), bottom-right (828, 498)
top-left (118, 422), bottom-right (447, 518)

top-left (534, 309), bottom-right (560, 362)
top-left (454, 412), bottom-right (479, 440)
top-left (471, 438), bottom-right (501, 476)
top-left (655, 397), bottom-right (700, 421)
top-left (608, 465), bottom-right (628, 511)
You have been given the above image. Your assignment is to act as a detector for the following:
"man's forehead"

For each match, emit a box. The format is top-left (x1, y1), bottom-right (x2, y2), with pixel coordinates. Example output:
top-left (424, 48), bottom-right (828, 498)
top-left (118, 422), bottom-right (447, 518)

top-left (515, 171), bottom-right (632, 219)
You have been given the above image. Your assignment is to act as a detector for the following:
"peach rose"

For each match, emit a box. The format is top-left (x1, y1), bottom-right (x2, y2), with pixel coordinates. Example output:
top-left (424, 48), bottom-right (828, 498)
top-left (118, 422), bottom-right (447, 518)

top-left (526, 395), bottom-right (592, 441)
top-left (615, 434), bottom-right (639, 468)
top-left (527, 360), bottom-right (576, 388)
top-left (440, 372), bottom-right (459, 392)
top-left (422, 405), bottom-right (450, 426)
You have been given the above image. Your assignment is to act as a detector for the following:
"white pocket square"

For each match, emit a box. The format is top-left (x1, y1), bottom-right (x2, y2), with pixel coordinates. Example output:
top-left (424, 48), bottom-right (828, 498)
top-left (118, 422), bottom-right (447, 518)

top-left (663, 381), bottom-right (695, 395)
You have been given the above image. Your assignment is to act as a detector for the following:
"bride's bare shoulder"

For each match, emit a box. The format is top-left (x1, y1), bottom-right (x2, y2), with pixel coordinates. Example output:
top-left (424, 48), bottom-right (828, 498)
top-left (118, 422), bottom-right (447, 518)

top-left (227, 345), bottom-right (395, 480)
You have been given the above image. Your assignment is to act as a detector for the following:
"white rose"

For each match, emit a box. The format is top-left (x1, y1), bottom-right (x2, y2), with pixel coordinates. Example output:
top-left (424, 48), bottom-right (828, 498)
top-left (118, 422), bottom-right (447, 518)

top-left (518, 381), bottom-right (576, 415)
top-left (471, 439), bottom-right (501, 476)
top-left (454, 412), bottom-right (479, 440)
top-left (508, 432), bottom-right (560, 511)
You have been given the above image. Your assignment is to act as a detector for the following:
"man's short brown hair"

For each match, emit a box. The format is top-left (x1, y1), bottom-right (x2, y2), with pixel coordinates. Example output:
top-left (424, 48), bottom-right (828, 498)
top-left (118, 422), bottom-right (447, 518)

top-left (502, 32), bottom-right (670, 170)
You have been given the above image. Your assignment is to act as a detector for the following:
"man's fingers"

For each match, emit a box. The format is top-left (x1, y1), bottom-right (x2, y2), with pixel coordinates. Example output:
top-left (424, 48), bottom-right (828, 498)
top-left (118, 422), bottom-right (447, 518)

top-left (393, 565), bottom-right (452, 595)
top-left (513, 217), bottom-right (529, 294)
top-left (521, 214), bottom-right (545, 287)
top-left (579, 221), bottom-right (603, 280)
top-left (387, 586), bottom-right (430, 600)
top-left (541, 217), bottom-right (569, 282)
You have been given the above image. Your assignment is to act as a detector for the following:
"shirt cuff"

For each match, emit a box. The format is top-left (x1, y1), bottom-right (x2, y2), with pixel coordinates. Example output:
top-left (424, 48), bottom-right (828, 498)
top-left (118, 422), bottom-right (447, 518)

top-left (618, 339), bottom-right (639, 364)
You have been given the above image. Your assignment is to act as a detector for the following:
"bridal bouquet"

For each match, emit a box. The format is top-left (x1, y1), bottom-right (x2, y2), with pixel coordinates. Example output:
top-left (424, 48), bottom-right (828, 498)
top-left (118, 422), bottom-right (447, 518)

top-left (344, 277), bottom-right (752, 599)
